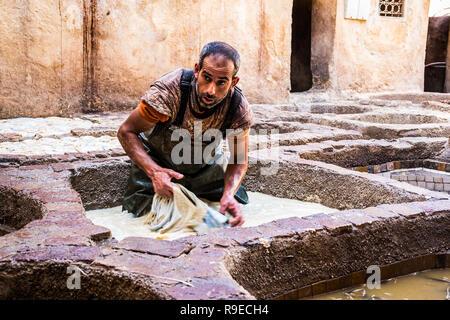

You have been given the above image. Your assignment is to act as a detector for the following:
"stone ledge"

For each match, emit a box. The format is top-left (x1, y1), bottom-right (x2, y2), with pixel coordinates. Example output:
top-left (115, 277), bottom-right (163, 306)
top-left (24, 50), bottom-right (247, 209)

top-left (31, 189), bottom-right (81, 203)
top-left (212, 227), bottom-right (265, 246)
top-left (403, 200), bottom-right (450, 216)
top-left (76, 224), bottom-right (112, 242)
top-left (0, 150), bottom-right (128, 168)
top-left (6, 246), bottom-right (101, 263)
top-left (362, 206), bottom-right (399, 219)
top-left (378, 203), bottom-right (425, 219)
top-left (271, 216), bottom-right (324, 235)
top-left (44, 202), bottom-right (84, 212)
top-left (329, 209), bottom-right (379, 228)
top-left (303, 213), bottom-right (353, 235)
top-left (115, 237), bottom-right (192, 258)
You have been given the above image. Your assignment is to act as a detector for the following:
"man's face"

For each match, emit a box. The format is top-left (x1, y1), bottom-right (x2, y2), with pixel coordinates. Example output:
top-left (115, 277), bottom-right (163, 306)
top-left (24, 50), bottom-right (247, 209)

top-left (194, 54), bottom-right (239, 109)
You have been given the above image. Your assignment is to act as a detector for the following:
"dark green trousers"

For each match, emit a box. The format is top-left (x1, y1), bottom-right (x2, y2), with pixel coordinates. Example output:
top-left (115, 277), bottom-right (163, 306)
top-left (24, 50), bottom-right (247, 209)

top-left (122, 151), bottom-right (249, 217)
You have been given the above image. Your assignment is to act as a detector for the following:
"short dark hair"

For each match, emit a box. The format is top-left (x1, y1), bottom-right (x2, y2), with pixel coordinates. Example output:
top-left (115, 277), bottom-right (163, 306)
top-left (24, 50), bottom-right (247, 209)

top-left (198, 41), bottom-right (240, 77)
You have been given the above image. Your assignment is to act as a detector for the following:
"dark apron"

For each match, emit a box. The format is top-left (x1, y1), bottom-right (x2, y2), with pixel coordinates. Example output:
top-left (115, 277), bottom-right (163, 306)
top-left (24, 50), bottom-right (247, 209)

top-left (122, 103), bottom-right (249, 218)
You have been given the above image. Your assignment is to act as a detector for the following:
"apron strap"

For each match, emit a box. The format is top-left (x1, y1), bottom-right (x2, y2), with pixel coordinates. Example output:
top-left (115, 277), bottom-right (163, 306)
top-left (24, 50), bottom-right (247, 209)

top-left (220, 86), bottom-right (242, 137)
top-left (173, 69), bottom-right (194, 126)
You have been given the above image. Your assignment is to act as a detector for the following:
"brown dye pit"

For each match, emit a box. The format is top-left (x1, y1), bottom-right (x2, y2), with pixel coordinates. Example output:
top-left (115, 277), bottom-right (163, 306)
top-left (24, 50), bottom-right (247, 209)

top-left (274, 254), bottom-right (450, 300)
top-left (309, 268), bottom-right (450, 300)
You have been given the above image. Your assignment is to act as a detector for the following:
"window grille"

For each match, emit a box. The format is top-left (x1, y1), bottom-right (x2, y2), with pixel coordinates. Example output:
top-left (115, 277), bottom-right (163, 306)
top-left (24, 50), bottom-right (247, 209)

top-left (379, 0), bottom-right (404, 17)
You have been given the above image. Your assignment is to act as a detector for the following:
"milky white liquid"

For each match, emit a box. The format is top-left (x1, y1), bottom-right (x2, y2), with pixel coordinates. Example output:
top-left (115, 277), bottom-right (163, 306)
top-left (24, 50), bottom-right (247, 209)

top-left (85, 191), bottom-right (337, 241)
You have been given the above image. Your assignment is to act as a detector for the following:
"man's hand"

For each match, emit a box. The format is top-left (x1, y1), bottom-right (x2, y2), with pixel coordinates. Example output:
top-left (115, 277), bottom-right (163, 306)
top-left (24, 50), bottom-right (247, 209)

top-left (117, 108), bottom-right (184, 199)
top-left (151, 169), bottom-right (184, 198)
top-left (220, 193), bottom-right (244, 227)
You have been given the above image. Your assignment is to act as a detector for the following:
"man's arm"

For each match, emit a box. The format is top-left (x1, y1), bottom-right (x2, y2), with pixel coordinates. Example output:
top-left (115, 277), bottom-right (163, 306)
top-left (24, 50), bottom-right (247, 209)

top-left (220, 130), bottom-right (249, 227)
top-left (117, 107), bottom-right (183, 198)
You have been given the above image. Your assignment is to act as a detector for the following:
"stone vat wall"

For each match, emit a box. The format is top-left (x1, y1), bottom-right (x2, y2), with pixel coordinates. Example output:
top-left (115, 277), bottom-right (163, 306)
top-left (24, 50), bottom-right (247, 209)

top-left (226, 204), bottom-right (450, 299)
top-left (244, 152), bottom-right (448, 211)
top-left (0, 157), bottom-right (448, 299)
top-left (0, 185), bottom-right (45, 234)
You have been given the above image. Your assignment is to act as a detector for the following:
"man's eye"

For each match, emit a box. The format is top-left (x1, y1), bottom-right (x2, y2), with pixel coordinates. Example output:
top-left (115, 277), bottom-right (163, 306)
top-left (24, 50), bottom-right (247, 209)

top-left (217, 81), bottom-right (226, 86)
top-left (204, 75), bottom-right (211, 81)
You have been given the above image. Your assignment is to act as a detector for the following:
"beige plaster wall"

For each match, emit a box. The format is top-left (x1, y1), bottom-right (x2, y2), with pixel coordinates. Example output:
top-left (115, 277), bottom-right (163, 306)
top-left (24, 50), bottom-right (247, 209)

top-left (0, 0), bottom-right (84, 118)
top-left (94, 0), bottom-right (292, 109)
top-left (332, 0), bottom-right (431, 93)
top-left (1, 0), bottom-right (292, 118)
top-left (446, 27), bottom-right (450, 93)
top-left (93, 0), bottom-right (201, 110)
top-left (200, 0), bottom-right (292, 104)
top-left (0, 0), bottom-right (437, 118)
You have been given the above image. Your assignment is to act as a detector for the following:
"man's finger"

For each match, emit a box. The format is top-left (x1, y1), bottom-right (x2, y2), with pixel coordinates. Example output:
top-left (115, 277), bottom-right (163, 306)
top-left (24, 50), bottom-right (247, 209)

top-left (230, 215), bottom-right (243, 227)
top-left (168, 170), bottom-right (184, 180)
top-left (155, 184), bottom-right (174, 198)
top-left (219, 203), bottom-right (227, 214)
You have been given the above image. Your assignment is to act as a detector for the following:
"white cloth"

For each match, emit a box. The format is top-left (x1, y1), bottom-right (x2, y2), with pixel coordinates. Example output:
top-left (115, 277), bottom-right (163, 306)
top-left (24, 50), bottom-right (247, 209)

top-left (143, 183), bottom-right (229, 235)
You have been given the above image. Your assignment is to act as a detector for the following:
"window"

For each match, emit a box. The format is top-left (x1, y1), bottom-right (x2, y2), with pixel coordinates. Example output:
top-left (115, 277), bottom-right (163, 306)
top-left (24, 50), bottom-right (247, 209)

top-left (379, 0), bottom-right (404, 17)
top-left (344, 0), bottom-right (370, 20)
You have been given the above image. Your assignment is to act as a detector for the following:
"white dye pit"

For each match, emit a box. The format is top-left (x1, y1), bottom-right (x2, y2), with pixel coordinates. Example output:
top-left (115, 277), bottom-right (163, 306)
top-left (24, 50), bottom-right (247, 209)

top-left (85, 191), bottom-right (338, 241)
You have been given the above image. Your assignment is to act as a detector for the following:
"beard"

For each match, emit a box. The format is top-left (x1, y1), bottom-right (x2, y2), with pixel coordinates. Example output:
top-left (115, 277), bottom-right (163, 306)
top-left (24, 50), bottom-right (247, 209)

top-left (196, 84), bottom-right (226, 110)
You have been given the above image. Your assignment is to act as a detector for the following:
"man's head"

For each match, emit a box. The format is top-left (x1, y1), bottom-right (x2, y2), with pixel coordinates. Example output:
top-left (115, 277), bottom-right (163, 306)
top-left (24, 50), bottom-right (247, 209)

top-left (194, 42), bottom-right (240, 109)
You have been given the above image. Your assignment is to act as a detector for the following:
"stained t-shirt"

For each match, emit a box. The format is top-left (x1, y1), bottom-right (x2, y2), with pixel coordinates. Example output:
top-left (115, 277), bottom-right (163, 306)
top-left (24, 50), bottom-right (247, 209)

top-left (138, 68), bottom-right (254, 136)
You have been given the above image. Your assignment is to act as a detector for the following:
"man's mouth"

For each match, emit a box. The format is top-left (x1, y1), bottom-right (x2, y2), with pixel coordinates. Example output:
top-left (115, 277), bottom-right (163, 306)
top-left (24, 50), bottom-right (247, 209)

top-left (202, 96), bottom-right (215, 104)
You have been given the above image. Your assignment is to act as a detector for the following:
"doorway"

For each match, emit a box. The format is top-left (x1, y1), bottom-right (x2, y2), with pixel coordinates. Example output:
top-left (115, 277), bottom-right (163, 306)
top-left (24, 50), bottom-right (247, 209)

top-left (290, 0), bottom-right (313, 92)
top-left (424, 16), bottom-right (450, 92)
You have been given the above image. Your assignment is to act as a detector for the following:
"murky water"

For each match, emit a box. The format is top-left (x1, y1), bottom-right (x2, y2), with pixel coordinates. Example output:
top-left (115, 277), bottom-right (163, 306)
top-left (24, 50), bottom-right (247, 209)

top-left (308, 268), bottom-right (450, 300)
top-left (85, 191), bottom-right (337, 241)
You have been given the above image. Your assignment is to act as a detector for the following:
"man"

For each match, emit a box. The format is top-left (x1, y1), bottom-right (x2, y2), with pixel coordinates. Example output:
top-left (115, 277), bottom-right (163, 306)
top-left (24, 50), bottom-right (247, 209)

top-left (117, 42), bottom-right (253, 227)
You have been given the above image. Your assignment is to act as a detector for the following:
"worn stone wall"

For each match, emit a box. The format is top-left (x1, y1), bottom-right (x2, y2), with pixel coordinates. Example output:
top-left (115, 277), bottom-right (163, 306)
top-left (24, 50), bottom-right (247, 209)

top-left (93, 0), bottom-right (200, 111)
top-left (94, 0), bottom-right (292, 109)
top-left (332, 0), bottom-right (431, 93)
top-left (0, 0), bottom-right (292, 117)
top-left (0, 0), bottom-right (84, 118)
top-left (0, 0), bottom-right (437, 118)
top-left (446, 26), bottom-right (450, 93)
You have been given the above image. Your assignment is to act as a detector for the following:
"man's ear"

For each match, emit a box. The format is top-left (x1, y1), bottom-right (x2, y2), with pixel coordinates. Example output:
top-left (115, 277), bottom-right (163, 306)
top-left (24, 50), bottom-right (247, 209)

top-left (194, 63), bottom-right (200, 79)
top-left (231, 76), bottom-right (240, 88)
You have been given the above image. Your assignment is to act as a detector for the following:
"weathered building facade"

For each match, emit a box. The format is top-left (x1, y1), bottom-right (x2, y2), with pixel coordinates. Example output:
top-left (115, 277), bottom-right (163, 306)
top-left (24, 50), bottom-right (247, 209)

top-left (0, 0), bottom-right (434, 118)
top-left (446, 24), bottom-right (450, 92)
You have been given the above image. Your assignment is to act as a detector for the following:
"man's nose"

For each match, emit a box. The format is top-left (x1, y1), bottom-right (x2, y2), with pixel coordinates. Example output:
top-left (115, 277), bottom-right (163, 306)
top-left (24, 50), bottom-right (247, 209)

top-left (206, 83), bottom-right (216, 96)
